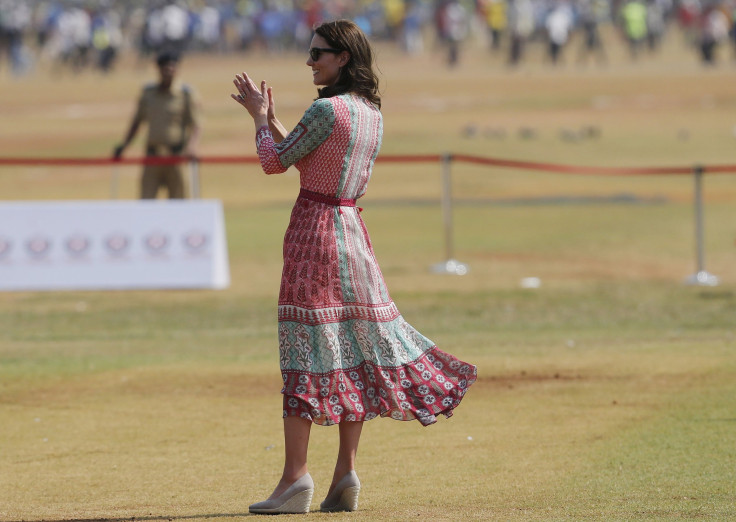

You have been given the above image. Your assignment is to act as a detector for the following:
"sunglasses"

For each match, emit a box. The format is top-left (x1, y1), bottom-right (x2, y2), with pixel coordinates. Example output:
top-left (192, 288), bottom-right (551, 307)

top-left (309, 47), bottom-right (343, 61)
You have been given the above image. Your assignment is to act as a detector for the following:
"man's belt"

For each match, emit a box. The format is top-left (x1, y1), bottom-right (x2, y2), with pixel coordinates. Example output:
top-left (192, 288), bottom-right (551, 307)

top-left (146, 144), bottom-right (184, 156)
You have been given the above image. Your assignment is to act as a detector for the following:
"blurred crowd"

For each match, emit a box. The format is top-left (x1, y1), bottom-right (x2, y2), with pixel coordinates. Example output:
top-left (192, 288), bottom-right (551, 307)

top-left (1, 0), bottom-right (735, 75)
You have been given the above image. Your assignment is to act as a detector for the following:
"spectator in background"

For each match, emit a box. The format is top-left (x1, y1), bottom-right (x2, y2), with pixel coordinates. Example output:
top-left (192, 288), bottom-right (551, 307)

top-left (699, 1), bottom-right (730, 64)
top-left (620, 0), bottom-right (648, 58)
top-left (645, 0), bottom-right (667, 52)
top-left (545, 0), bottom-right (574, 64)
top-left (0, 0), bottom-right (33, 75)
top-left (677, 0), bottom-right (701, 43)
top-left (481, 0), bottom-right (508, 52)
top-left (435, 0), bottom-right (469, 66)
top-left (192, 2), bottom-right (222, 52)
top-left (11, 0), bottom-right (735, 74)
top-left (383, 0), bottom-right (406, 39)
top-left (91, 6), bottom-right (122, 73)
top-left (37, 1), bottom-right (91, 73)
top-left (507, 0), bottom-right (535, 65)
top-left (402, 0), bottom-right (428, 54)
top-left (60, 4), bottom-right (92, 72)
top-left (576, 0), bottom-right (608, 66)
top-left (113, 52), bottom-right (201, 199)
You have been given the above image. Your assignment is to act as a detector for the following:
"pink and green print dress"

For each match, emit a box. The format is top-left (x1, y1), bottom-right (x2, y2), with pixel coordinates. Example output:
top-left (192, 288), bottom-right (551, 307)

top-left (256, 93), bottom-right (476, 426)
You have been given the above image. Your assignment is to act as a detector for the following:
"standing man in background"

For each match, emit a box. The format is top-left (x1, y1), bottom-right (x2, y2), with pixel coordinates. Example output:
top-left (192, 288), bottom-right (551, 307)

top-left (619, 0), bottom-right (648, 59)
top-left (113, 51), bottom-right (201, 199)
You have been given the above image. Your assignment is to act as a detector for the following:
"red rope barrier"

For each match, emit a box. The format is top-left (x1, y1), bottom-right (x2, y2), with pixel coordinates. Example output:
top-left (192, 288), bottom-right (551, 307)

top-left (0, 155), bottom-right (443, 166)
top-left (0, 157), bottom-right (186, 166)
top-left (375, 154), bottom-right (443, 163)
top-left (451, 154), bottom-right (696, 175)
top-left (0, 154), bottom-right (735, 175)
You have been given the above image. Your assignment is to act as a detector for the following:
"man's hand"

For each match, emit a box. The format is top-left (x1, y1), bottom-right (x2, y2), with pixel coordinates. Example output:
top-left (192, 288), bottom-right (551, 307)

top-left (112, 144), bottom-right (125, 160)
top-left (183, 146), bottom-right (199, 161)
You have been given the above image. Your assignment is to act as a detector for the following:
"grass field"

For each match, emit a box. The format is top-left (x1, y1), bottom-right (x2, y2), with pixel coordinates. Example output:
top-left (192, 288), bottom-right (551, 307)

top-left (1, 29), bottom-right (736, 521)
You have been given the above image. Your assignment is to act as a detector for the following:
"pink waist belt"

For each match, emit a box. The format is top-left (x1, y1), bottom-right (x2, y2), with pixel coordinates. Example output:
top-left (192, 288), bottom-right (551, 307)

top-left (298, 188), bottom-right (357, 207)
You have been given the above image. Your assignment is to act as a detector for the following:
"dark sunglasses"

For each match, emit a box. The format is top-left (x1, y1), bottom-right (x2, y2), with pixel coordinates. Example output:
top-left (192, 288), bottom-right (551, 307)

top-left (309, 47), bottom-right (343, 61)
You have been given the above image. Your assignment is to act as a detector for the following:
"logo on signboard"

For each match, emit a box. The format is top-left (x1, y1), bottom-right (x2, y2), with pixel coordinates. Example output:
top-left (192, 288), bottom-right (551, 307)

top-left (183, 231), bottom-right (208, 253)
top-left (104, 233), bottom-right (131, 256)
top-left (65, 235), bottom-right (91, 257)
top-left (26, 236), bottom-right (52, 259)
top-left (144, 232), bottom-right (169, 254)
top-left (0, 237), bottom-right (11, 260)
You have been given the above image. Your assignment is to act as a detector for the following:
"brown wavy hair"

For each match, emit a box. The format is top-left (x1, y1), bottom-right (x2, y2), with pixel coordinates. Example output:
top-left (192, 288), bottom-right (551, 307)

top-left (314, 20), bottom-right (381, 109)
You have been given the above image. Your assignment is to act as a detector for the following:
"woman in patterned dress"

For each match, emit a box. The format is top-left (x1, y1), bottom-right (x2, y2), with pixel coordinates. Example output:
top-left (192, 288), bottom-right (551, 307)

top-left (232, 20), bottom-right (477, 515)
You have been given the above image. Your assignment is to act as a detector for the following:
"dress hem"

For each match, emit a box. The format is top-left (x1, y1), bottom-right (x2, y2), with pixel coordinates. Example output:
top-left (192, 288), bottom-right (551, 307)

top-left (280, 346), bottom-right (477, 427)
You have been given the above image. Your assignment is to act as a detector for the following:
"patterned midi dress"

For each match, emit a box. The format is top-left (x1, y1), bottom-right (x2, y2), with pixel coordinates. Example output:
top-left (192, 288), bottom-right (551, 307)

top-left (256, 93), bottom-right (477, 426)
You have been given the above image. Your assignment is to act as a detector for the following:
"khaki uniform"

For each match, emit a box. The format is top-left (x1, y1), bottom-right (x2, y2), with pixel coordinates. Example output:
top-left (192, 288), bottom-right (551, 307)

top-left (135, 82), bottom-right (199, 198)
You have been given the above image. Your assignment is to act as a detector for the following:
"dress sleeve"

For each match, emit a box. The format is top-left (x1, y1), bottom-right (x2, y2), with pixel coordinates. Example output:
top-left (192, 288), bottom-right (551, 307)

top-left (256, 98), bottom-right (336, 174)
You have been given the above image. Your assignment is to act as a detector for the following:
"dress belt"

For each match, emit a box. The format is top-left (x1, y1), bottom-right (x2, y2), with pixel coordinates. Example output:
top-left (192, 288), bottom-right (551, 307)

top-left (298, 188), bottom-right (357, 207)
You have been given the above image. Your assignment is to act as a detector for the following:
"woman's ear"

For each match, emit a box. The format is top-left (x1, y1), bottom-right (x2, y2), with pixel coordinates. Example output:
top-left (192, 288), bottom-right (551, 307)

top-left (338, 51), bottom-right (350, 67)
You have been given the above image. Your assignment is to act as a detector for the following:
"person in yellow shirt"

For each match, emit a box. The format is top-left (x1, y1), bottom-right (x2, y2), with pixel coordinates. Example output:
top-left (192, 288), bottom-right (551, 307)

top-left (482, 0), bottom-right (507, 51)
top-left (619, 0), bottom-right (648, 58)
top-left (113, 52), bottom-right (201, 199)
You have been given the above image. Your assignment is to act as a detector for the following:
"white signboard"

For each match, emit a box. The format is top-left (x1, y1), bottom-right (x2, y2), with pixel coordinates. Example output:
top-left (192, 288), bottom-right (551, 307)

top-left (0, 200), bottom-right (230, 291)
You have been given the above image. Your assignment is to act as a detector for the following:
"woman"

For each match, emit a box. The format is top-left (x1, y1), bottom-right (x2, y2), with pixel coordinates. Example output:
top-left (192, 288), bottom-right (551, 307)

top-left (232, 20), bottom-right (477, 514)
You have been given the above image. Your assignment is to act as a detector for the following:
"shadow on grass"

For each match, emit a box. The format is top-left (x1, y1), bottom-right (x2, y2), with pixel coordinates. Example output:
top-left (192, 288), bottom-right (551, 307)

top-left (9, 513), bottom-right (254, 522)
top-left (698, 291), bottom-right (735, 300)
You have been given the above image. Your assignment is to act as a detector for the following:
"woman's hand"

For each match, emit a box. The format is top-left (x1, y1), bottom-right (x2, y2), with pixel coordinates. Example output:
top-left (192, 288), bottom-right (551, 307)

top-left (266, 84), bottom-right (276, 123)
top-left (232, 72), bottom-right (268, 128)
top-left (266, 84), bottom-right (288, 142)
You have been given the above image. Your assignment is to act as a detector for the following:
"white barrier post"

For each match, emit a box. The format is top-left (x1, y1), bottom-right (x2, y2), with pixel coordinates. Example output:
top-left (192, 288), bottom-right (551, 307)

top-left (110, 164), bottom-right (120, 199)
top-left (189, 159), bottom-right (201, 199)
top-left (431, 153), bottom-right (469, 275)
top-left (685, 165), bottom-right (719, 286)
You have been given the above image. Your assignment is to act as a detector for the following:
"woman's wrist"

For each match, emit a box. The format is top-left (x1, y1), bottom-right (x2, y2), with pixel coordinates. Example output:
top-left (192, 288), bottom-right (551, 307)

top-left (253, 114), bottom-right (268, 129)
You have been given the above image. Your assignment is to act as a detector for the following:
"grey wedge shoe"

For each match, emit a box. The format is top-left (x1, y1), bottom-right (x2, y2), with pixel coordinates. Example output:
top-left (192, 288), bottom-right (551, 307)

top-left (320, 470), bottom-right (361, 512)
top-left (249, 473), bottom-right (314, 514)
